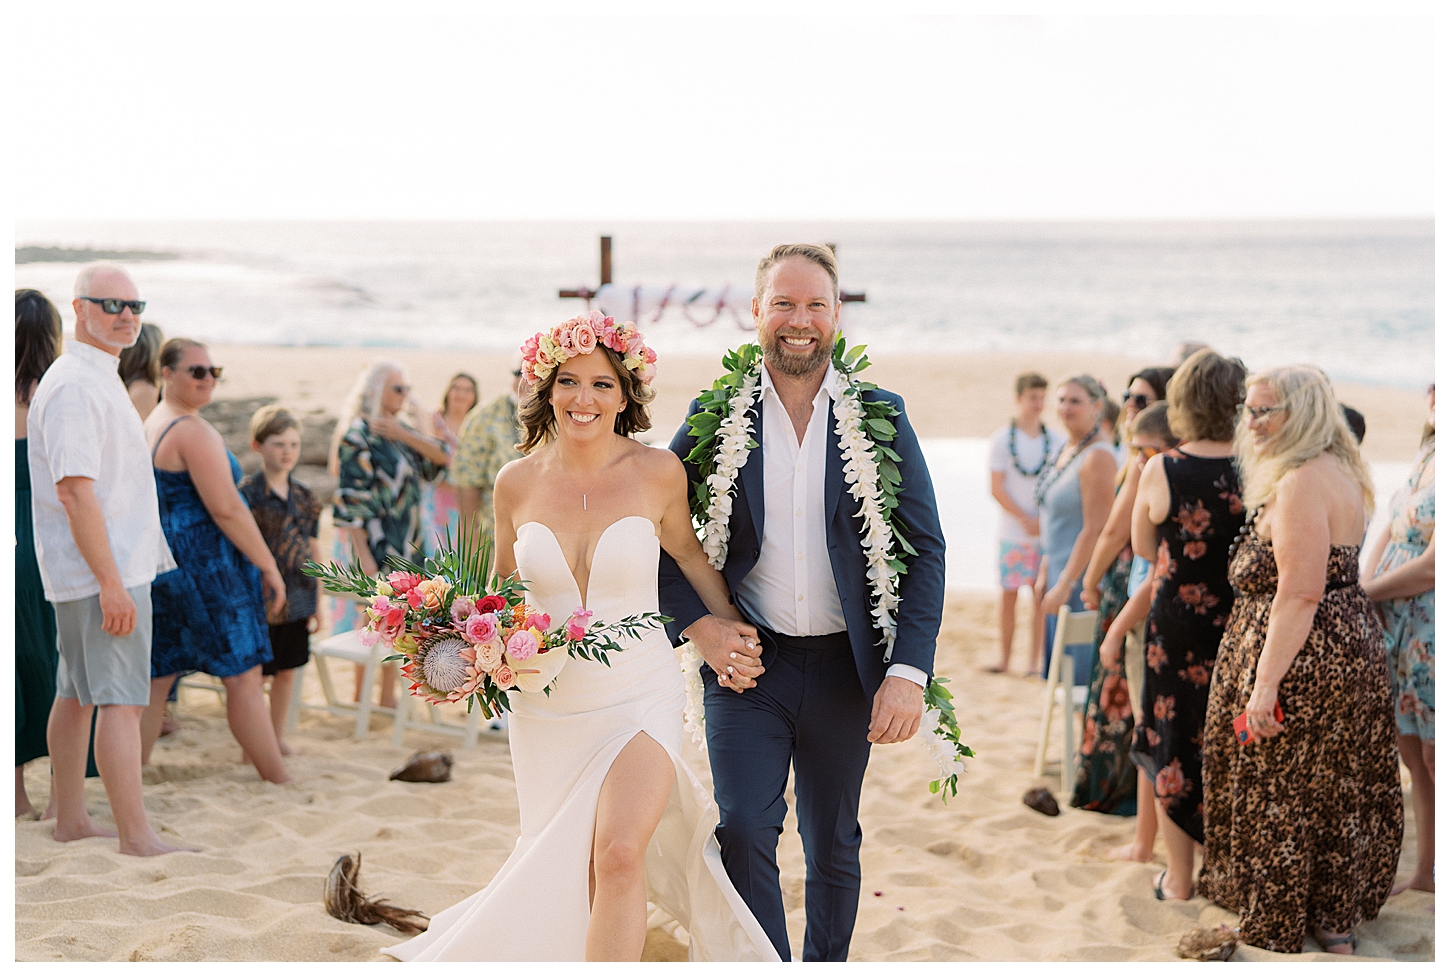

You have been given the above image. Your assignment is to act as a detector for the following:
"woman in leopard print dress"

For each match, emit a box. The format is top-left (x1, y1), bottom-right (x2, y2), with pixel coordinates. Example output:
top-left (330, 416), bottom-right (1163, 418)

top-left (1198, 366), bottom-right (1403, 955)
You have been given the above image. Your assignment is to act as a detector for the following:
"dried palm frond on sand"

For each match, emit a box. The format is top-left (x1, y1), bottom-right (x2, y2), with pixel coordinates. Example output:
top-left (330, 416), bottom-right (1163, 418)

top-left (324, 852), bottom-right (430, 935)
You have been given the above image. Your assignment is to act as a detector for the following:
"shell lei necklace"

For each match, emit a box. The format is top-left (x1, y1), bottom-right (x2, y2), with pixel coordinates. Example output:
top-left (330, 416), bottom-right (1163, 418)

top-left (1008, 418), bottom-right (1051, 477)
top-left (1034, 428), bottom-right (1102, 506)
top-left (677, 336), bottom-right (974, 800)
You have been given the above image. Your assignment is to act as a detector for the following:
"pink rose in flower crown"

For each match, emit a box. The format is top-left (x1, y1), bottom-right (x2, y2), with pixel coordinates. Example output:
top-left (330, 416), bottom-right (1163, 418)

top-left (641, 362), bottom-right (658, 384)
top-left (464, 612), bottom-right (498, 645)
top-left (507, 629), bottom-right (540, 662)
top-left (524, 612), bottom-right (551, 633)
top-left (565, 607), bottom-right (593, 642)
top-left (450, 597), bottom-right (475, 626)
top-left (600, 322), bottom-right (618, 349)
top-left (572, 323), bottom-right (597, 354)
top-left (557, 326), bottom-right (576, 353)
top-left (493, 662), bottom-right (517, 689)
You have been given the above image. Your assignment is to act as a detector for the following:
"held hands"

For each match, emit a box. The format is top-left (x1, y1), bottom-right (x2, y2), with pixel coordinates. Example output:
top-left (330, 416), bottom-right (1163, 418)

top-left (868, 675), bottom-right (923, 744)
top-left (98, 581), bottom-right (138, 636)
top-left (1244, 680), bottom-right (1285, 741)
top-left (685, 615), bottom-right (764, 693)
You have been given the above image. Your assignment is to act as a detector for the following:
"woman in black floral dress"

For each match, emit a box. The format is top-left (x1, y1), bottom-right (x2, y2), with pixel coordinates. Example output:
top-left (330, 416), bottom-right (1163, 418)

top-left (1128, 349), bottom-right (1246, 902)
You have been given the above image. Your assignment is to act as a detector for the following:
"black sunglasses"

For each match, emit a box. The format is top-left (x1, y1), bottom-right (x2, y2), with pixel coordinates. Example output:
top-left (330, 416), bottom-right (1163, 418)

top-left (511, 369), bottom-right (523, 379)
top-left (1121, 392), bottom-right (1150, 410)
top-left (183, 365), bottom-right (223, 380)
top-left (80, 296), bottom-right (146, 315)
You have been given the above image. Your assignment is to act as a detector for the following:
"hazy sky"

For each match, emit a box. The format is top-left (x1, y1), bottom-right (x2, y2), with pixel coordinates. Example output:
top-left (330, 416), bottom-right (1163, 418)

top-left (13, 10), bottom-right (1434, 221)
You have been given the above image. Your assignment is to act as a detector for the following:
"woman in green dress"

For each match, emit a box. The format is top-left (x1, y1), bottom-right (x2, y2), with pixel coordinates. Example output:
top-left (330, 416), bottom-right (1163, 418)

top-left (15, 289), bottom-right (64, 817)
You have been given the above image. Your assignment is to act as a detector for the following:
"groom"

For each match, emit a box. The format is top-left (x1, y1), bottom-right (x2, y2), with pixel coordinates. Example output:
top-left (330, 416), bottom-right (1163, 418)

top-left (659, 243), bottom-right (946, 961)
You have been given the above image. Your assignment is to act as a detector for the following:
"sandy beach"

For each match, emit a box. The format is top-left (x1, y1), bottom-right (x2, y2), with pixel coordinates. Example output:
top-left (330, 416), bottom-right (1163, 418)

top-left (16, 590), bottom-right (1433, 962)
top-left (15, 346), bottom-right (1433, 961)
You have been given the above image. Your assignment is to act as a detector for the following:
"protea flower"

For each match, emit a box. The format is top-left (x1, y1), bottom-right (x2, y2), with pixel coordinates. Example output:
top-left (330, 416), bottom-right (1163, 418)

top-left (418, 634), bottom-right (473, 693)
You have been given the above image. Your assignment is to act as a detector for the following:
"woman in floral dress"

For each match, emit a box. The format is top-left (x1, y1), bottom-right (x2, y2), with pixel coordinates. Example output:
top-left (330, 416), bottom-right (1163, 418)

top-left (327, 361), bottom-right (449, 707)
top-left (1128, 350), bottom-right (1246, 902)
top-left (1363, 384), bottom-right (1434, 895)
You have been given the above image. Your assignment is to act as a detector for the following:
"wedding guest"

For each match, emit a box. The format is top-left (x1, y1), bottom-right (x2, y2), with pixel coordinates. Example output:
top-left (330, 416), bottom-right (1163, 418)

top-left (1362, 382), bottom-right (1434, 896)
top-left (1128, 349), bottom-right (1246, 902)
top-left (985, 372), bottom-right (1066, 674)
top-left (240, 405), bottom-right (322, 758)
top-left (328, 360), bottom-right (449, 708)
top-left (141, 338), bottom-right (291, 783)
top-left (28, 263), bottom-right (193, 855)
top-left (420, 372), bottom-right (477, 555)
top-left (1072, 401), bottom-right (1177, 821)
top-left (1036, 375), bottom-right (1117, 683)
top-left (118, 322), bottom-right (163, 420)
top-left (454, 357), bottom-right (529, 537)
top-left (1199, 365), bottom-right (1402, 954)
top-left (15, 289), bottom-right (65, 818)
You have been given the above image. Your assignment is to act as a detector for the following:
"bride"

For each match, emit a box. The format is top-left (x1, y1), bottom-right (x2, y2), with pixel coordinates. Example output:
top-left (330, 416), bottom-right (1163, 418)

top-left (386, 316), bottom-right (778, 962)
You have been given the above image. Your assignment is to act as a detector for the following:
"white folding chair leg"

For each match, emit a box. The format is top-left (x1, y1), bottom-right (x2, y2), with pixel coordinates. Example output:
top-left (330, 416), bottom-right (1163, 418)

top-left (1061, 656), bottom-right (1076, 794)
top-left (1033, 611), bottom-right (1067, 778)
top-left (354, 659), bottom-right (378, 740)
top-left (392, 694), bottom-right (410, 747)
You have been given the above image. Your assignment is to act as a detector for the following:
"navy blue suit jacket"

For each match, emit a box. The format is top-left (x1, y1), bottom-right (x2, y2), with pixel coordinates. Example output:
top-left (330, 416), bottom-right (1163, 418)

top-left (658, 383), bottom-right (947, 699)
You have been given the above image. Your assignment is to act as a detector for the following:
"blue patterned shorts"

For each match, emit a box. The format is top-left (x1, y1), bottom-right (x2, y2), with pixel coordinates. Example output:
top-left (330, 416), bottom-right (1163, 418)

top-left (999, 540), bottom-right (1042, 591)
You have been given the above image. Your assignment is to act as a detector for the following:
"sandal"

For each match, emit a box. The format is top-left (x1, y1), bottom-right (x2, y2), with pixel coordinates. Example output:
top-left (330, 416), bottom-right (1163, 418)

top-left (1154, 869), bottom-right (1194, 901)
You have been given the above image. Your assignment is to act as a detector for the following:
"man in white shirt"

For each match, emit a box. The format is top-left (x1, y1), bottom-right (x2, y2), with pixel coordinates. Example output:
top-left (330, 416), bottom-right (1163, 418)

top-left (660, 244), bottom-right (946, 961)
top-left (28, 263), bottom-right (194, 857)
top-left (985, 372), bottom-right (1067, 674)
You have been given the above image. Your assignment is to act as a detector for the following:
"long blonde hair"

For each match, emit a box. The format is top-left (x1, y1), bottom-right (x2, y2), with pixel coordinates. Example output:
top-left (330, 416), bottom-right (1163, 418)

top-left (1234, 365), bottom-right (1374, 514)
top-left (328, 359), bottom-right (406, 476)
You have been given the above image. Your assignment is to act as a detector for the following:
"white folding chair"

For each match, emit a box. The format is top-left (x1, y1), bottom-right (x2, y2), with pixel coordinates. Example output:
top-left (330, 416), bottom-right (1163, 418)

top-left (302, 629), bottom-right (399, 739)
top-left (1033, 606), bottom-right (1099, 794)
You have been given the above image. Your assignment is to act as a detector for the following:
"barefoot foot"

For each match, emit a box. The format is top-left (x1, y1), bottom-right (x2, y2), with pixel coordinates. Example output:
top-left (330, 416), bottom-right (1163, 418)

top-left (118, 832), bottom-right (202, 857)
top-left (53, 817), bottom-right (120, 842)
top-left (278, 739), bottom-right (299, 757)
top-left (1109, 842), bottom-right (1155, 863)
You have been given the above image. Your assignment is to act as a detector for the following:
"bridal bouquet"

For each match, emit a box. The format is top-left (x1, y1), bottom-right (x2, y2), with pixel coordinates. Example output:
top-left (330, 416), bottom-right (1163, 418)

top-left (305, 527), bottom-right (668, 719)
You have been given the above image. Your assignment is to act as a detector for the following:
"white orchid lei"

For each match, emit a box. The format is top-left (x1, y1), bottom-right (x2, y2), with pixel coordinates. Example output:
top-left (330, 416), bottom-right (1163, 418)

top-left (678, 337), bottom-right (974, 799)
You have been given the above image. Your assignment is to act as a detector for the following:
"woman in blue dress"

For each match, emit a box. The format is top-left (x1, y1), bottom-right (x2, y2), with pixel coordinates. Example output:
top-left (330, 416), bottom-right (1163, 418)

top-left (1364, 384), bottom-right (1435, 895)
top-left (141, 339), bottom-right (291, 784)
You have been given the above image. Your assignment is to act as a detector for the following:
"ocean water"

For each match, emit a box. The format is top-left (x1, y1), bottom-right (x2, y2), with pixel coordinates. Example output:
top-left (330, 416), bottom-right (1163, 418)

top-left (14, 219), bottom-right (1433, 388)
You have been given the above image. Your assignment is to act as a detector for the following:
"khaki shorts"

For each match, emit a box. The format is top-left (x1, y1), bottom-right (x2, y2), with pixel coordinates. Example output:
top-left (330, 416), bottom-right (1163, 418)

top-left (53, 584), bottom-right (153, 707)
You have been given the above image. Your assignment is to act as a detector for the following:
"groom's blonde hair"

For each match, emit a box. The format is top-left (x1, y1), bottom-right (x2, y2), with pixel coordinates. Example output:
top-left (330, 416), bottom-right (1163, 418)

top-left (754, 243), bottom-right (840, 304)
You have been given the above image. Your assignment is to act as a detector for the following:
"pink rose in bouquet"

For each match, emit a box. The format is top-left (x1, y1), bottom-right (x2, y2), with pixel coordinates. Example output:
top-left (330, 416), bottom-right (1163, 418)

top-left (494, 662), bottom-right (517, 689)
top-left (465, 612), bottom-right (498, 644)
top-left (475, 636), bottom-right (504, 671)
top-left (507, 629), bottom-right (540, 662)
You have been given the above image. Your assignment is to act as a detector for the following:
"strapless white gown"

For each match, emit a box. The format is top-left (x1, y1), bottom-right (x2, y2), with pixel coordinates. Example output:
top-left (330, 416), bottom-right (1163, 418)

top-left (385, 516), bottom-right (778, 962)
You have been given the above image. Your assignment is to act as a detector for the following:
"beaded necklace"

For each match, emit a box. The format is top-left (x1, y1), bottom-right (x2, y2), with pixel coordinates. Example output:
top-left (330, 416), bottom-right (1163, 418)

top-left (1034, 429), bottom-right (1103, 506)
top-left (1008, 418), bottom-right (1052, 478)
top-left (1226, 506), bottom-right (1263, 565)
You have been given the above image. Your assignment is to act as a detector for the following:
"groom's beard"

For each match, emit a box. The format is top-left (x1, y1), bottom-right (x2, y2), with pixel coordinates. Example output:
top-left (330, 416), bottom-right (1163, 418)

top-left (760, 331), bottom-right (831, 377)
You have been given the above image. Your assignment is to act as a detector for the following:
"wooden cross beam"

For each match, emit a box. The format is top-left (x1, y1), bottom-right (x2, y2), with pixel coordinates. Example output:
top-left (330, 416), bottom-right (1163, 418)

top-left (558, 237), bottom-right (866, 303)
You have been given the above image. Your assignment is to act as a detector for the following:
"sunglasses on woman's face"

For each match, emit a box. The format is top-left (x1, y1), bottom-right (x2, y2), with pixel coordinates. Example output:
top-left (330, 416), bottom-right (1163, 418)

top-left (184, 365), bottom-right (223, 380)
top-left (1122, 392), bottom-right (1150, 410)
top-left (1133, 444), bottom-right (1161, 459)
top-left (389, 384), bottom-right (410, 395)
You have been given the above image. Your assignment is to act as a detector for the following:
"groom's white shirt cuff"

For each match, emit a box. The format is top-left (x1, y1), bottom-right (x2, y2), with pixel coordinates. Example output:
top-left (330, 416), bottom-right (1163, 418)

top-left (885, 664), bottom-right (927, 688)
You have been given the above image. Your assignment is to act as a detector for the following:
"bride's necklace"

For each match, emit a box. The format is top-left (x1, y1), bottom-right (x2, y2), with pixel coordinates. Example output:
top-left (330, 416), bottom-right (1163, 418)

top-left (1034, 428), bottom-right (1102, 506)
top-left (563, 438), bottom-right (618, 511)
top-left (1008, 418), bottom-right (1051, 477)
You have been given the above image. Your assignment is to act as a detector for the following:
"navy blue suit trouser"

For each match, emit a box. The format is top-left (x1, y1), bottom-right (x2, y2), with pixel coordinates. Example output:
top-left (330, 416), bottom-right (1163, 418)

top-left (703, 629), bottom-right (873, 962)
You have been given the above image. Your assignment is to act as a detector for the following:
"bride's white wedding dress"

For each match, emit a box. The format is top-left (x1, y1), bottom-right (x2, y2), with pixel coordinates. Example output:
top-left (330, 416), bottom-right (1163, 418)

top-left (386, 515), bottom-right (778, 961)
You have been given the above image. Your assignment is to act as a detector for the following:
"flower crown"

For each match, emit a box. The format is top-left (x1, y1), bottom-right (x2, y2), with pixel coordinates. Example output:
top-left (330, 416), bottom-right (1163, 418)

top-left (521, 311), bottom-right (659, 386)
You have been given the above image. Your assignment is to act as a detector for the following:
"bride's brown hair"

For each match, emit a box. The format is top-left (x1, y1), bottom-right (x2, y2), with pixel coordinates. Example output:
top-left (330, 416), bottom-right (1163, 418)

top-left (516, 345), bottom-right (655, 454)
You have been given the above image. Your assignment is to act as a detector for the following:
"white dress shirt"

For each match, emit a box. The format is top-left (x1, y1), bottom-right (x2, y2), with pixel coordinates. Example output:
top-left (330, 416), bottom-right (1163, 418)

top-left (735, 364), bottom-right (926, 689)
top-left (27, 341), bottom-right (176, 603)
